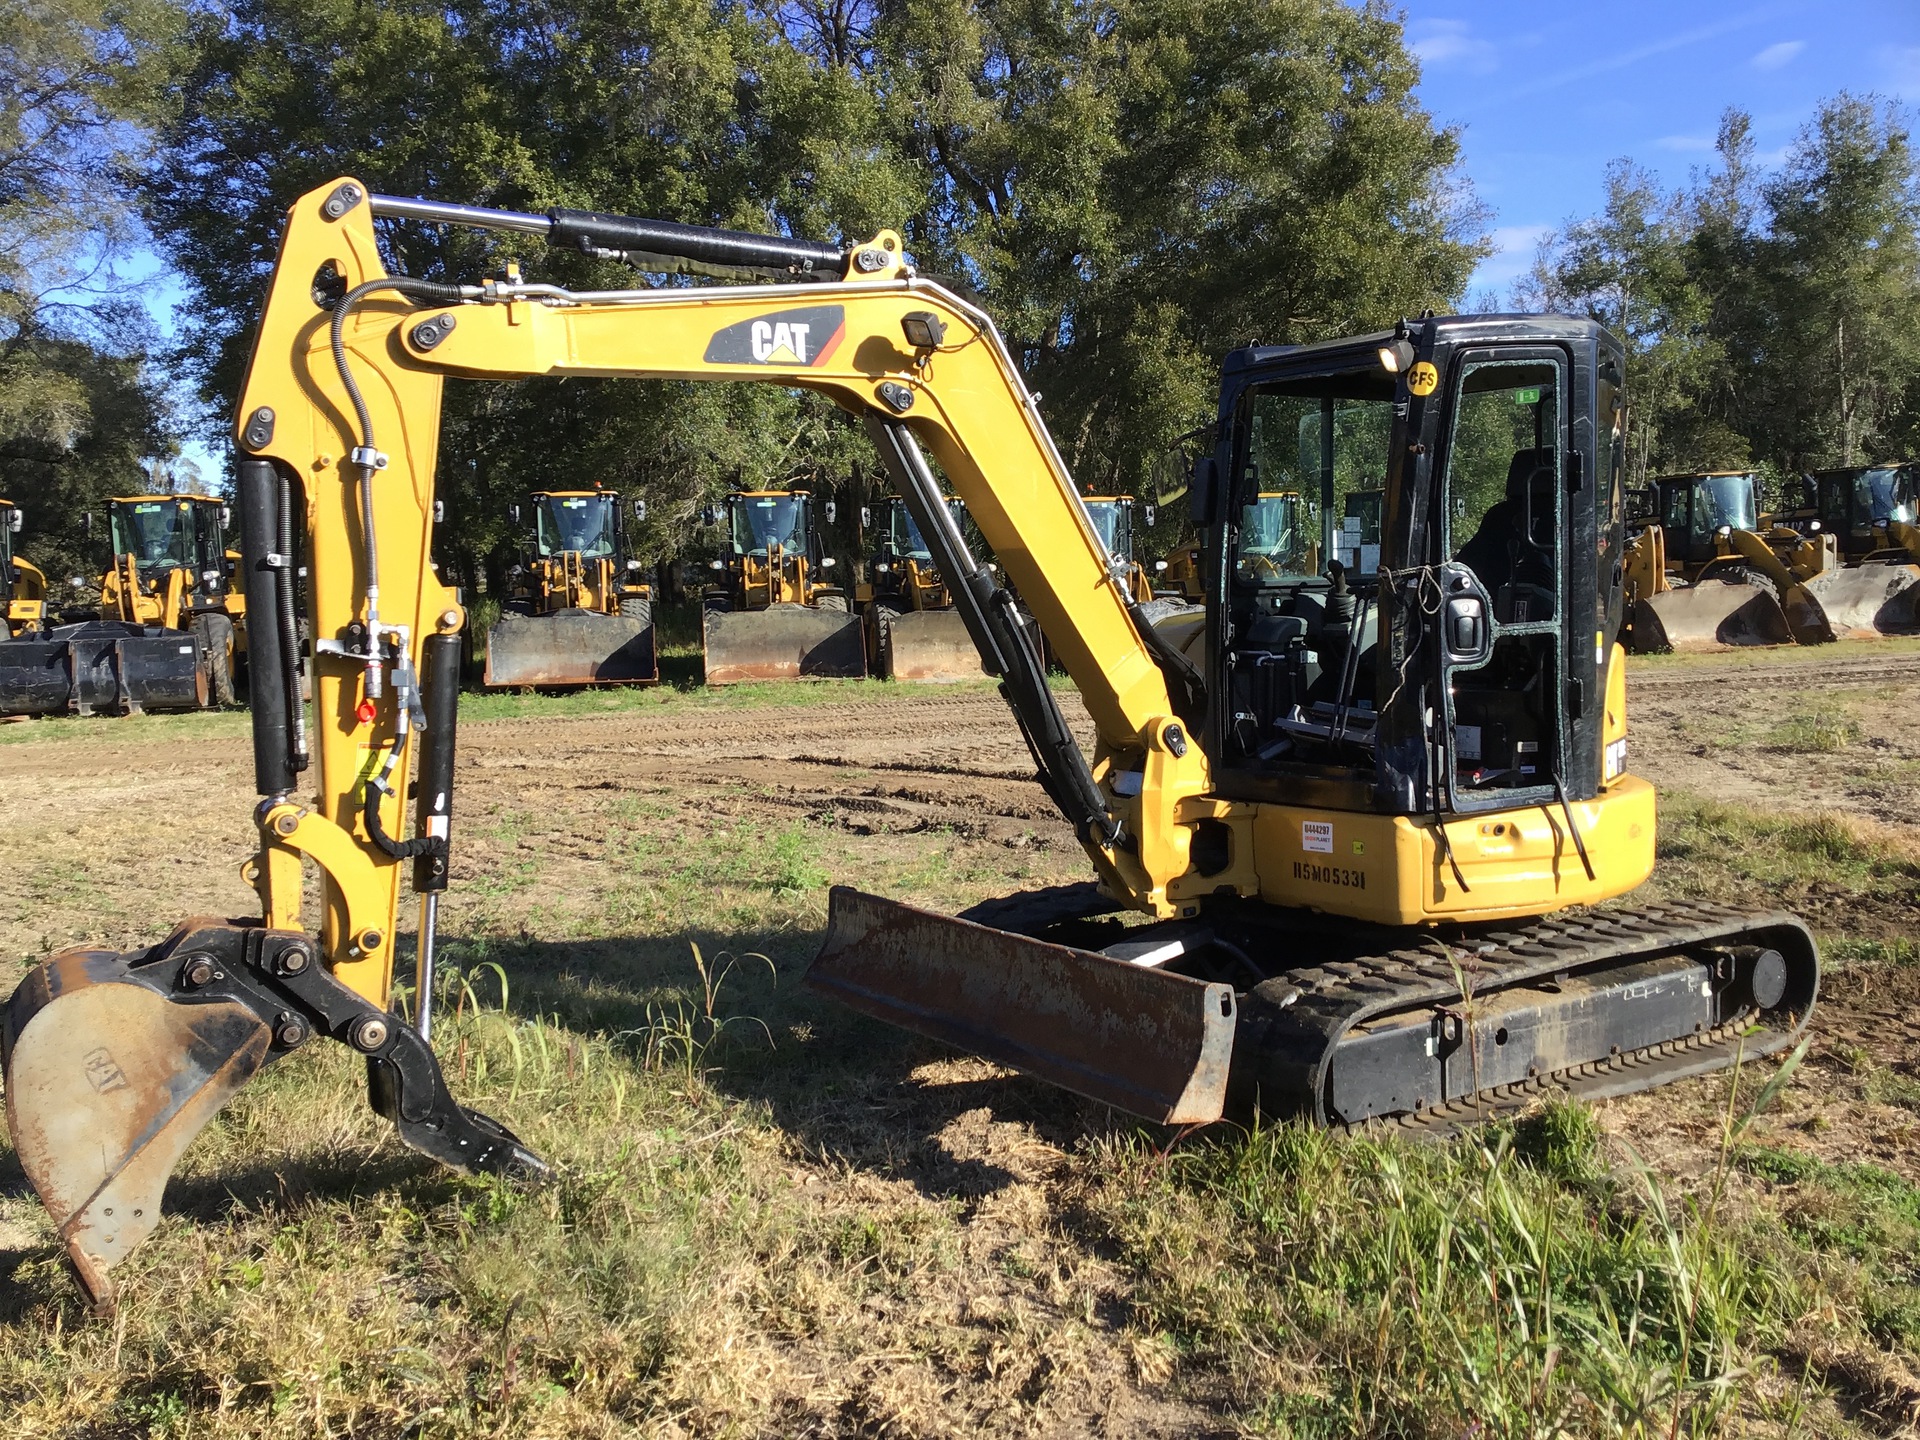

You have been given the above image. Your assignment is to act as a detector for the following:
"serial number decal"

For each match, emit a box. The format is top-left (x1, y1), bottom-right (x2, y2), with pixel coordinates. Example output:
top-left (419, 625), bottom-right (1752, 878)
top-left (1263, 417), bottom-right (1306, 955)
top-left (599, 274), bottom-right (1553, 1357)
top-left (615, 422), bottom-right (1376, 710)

top-left (1293, 861), bottom-right (1367, 890)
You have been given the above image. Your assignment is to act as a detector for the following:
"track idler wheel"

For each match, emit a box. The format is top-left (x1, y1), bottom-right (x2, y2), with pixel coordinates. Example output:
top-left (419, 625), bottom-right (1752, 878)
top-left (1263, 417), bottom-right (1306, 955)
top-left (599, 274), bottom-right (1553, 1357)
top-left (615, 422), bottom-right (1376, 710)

top-left (2, 918), bottom-right (545, 1312)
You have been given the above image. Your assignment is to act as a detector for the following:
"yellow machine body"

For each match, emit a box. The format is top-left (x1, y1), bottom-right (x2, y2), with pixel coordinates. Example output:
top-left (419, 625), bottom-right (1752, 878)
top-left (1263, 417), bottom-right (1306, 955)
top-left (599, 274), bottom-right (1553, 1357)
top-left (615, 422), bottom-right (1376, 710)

top-left (1, 498), bottom-right (46, 636)
top-left (701, 489), bottom-right (864, 683)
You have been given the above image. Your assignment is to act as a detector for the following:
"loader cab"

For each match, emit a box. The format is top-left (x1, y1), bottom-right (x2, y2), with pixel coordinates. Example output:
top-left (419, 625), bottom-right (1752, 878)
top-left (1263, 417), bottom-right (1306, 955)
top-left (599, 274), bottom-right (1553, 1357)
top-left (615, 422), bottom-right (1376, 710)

top-left (1083, 497), bottom-right (1135, 565)
top-left (1652, 472), bottom-right (1762, 567)
top-left (1811, 463), bottom-right (1917, 556)
top-left (1205, 315), bottom-right (1623, 817)
top-left (531, 491), bottom-right (622, 559)
top-left (108, 496), bottom-right (233, 599)
top-left (870, 496), bottom-right (969, 602)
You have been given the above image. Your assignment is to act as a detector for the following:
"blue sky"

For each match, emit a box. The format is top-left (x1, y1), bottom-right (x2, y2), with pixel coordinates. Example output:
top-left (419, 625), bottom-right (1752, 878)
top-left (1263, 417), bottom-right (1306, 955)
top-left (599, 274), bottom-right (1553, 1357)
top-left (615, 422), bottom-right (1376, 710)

top-left (1409, 0), bottom-right (1920, 301)
top-left (147, 0), bottom-right (1920, 472)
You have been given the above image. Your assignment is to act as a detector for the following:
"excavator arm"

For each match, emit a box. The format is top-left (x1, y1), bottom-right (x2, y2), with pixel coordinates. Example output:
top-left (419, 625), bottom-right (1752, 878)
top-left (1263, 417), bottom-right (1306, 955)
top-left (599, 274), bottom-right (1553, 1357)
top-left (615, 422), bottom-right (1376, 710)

top-left (2, 177), bottom-right (1238, 1309)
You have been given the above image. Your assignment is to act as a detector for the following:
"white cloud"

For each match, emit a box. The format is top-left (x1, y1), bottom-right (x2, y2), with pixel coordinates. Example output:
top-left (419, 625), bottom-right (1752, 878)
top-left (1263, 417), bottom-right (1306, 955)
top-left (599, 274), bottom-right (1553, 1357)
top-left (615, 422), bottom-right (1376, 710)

top-left (1474, 224), bottom-right (1554, 290)
top-left (1751, 40), bottom-right (1805, 71)
top-left (1410, 19), bottom-right (1499, 74)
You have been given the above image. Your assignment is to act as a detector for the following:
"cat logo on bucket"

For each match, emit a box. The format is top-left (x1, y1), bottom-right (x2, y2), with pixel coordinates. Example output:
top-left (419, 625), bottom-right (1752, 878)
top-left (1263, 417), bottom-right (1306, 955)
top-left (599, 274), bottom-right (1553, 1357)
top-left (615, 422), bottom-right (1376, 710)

top-left (704, 305), bottom-right (846, 368)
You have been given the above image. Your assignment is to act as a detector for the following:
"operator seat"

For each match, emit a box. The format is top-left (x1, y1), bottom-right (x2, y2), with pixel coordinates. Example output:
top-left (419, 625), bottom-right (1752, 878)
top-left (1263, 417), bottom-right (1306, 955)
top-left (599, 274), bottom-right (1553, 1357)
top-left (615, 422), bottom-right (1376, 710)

top-left (1455, 447), bottom-right (1557, 610)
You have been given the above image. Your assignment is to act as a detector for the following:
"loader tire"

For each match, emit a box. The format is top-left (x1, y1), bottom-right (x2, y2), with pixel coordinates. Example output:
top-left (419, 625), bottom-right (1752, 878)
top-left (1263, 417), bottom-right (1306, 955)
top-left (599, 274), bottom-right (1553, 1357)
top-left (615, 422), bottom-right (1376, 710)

top-left (871, 602), bottom-right (902, 677)
top-left (814, 593), bottom-right (850, 613)
top-left (193, 612), bottom-right (237, 708)
top-left (620, 595), bottom-right (653, 628)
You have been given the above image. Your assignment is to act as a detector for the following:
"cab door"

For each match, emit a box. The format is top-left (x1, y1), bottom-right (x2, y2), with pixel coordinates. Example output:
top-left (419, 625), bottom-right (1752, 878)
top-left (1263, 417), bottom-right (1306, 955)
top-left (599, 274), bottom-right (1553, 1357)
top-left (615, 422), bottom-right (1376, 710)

top-left (1433, 348), bottom-right (1571, 815)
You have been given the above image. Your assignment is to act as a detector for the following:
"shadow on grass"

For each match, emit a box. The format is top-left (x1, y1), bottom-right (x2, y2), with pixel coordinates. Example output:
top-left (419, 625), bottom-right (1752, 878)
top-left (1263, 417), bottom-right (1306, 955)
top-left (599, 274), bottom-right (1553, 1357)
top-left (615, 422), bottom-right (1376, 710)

top-left (426, 923), bottom-right (1142, 1203)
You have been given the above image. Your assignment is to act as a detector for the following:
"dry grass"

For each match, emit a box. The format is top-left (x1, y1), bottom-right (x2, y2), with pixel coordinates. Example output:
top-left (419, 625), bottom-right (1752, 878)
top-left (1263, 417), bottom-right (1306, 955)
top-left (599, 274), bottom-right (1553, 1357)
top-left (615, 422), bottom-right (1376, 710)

top-left (2, 686), bottom-right (1920, 1436)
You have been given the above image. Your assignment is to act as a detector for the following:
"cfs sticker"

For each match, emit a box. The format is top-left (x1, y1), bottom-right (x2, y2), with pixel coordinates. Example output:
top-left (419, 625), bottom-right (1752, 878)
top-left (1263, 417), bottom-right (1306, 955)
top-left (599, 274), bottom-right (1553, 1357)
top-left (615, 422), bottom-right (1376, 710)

top-left (1406, 361), bottom-right (1439, 396)
top-left (1302, 820), bottom-right (1333, 853)
top-left (704, 305), bottom-right (846, 368)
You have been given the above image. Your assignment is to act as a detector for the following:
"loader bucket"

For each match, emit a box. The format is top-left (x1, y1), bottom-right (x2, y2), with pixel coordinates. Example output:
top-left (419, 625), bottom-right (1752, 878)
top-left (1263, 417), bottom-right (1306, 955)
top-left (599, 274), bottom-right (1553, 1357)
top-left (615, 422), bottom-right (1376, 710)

top-left (880, 608), bottom-right (984, 682)
top-left (1801, 564), bottom-right (1920, 640)
top-left (3, 939), bottom-right (272, 1310)
top-left (0, 621), bottom-right (206, 717)
top-left (1631, 579), bottom-right (1795, 653)
top-left (703, 603), bottom-right (866, 685)
top-left (806, 887), bottom-right (1236, 1124)
top-left (483, 608), bottom-right (657, 687)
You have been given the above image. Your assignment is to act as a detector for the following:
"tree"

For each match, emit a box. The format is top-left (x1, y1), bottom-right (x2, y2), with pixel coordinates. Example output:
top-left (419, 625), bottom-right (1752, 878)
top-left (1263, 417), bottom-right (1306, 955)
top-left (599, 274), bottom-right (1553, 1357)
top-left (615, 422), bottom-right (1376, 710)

top-left (1, 0), bottom-right (187, 579)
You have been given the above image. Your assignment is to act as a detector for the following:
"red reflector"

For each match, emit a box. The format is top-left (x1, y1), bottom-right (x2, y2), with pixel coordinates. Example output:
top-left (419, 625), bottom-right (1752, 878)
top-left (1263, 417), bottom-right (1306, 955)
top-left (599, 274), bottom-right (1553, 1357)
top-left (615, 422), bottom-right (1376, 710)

top-left (355, 698), bottom-right (377, 724)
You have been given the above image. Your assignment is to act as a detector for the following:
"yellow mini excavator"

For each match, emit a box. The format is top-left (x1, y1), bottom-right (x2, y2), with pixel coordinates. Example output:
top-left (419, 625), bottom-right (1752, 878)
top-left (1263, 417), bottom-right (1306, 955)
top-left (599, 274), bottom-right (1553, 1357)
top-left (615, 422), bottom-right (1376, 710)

top-left (856, 494), bottom-right (984, 680)
top-left (484, 488), bottom-right (657, 687)
top-left (1, 498), bottom-right (47, 638)
top-left (1, 180), bottom-right (1819, 1311)
top-left (0, 493), bottom-right (246, 716)
top-left (698, 488), bottom-right (864, 683)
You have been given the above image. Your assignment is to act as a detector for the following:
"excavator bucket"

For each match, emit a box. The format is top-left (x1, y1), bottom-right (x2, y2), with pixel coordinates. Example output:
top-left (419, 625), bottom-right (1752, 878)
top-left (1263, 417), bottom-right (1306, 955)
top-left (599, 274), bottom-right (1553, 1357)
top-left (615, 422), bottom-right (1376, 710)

top-left (483, 608), bottom-right (657, 687)
top-left (1631, 579), bottom-right (1795, 653)
top-left (703, 603), bottom-right (866, 685)
top-left (0, 621), bottom-right (207, 717)
top-left (3, 937), bottom-right (273, 1310)
top-left (806, 887), bottom-right (1236, 1123)
top-left (878, 609), bottom-right (984, 682)
top-left (1801, 564), bottom-right (1920, 640)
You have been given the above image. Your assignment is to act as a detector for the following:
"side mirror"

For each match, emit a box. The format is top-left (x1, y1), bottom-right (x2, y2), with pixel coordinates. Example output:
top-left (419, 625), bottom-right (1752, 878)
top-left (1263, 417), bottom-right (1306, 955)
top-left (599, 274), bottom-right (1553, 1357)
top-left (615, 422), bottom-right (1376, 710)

top-left (84, 512), bottom-right (94, 538)
top-left (633, 498), bottom-right (647, 523)
top-left (821, 556), bottom-right (837, 569)
top-left (6, 509), bottom-right (20, 534)
top-left (509, 504), bottom-right (522, 524)
top-left (701, 506), bottom-right (718, 527)
top-left (824, 500), bottom-right (838, 525)
top-left (1190, 456), bottom-right (1220, 527)
top-left (1143, 503), bottom-right (1157, 529)
top-left (1153, 559), bottom-right (1168, 572)
top-left (860, 506), bottom-right (872, 529)
top-left (219, 505), bottom-right (232, 529)
top-left (708, 558), bottom-right (724, 570)
top-left (433, 499), bottom-right (445, 524)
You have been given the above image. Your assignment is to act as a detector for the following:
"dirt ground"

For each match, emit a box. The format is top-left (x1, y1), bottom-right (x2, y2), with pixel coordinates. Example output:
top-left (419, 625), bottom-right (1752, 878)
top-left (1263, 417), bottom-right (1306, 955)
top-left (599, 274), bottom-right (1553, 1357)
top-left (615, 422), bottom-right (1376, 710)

top-left (2, 647), bottom-right (1919, 1435)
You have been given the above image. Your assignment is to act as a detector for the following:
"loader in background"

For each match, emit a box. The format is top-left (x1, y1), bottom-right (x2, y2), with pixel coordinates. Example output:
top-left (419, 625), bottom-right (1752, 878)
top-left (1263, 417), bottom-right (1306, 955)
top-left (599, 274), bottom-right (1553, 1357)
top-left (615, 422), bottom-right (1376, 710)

top-left (1622, 471), bottom-right (1825, 651)
top-left (0, 493), bottom-right (245, 716)
top-left (855, 495), bottom-right (984, 681)
top-left (1777, 462), bottom-right (1920, 638)
top-left (484, 489), bottom-right (657, 687)
top-left (2, 499), bottom-right (47, 637)
top-left (1082, 495), bottom-right (1160, 604)
top-left (699, 489), bottom-right (864, 683)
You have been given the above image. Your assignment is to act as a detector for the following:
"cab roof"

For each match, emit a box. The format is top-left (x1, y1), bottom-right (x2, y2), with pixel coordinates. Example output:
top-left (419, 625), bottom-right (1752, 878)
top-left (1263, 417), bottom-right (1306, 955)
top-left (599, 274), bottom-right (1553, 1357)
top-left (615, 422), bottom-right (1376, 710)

top-left (1223, 313), bottom-right (1618, 380)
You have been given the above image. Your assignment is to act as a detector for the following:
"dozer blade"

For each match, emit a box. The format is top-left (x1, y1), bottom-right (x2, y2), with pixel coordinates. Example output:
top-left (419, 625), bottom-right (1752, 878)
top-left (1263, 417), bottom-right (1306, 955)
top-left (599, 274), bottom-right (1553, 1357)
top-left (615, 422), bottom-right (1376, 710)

top-left (4, 918), bottom-right (545, 1313)
top-left (1801, 563), bottom-right (1920, 640)
top-left (483, 608), bottom-right (657, 687)
top-left (0, 622), bottom-right (206, 717)
top-left (807, 887), bottom-right (1236, 1124)
top-left (881, 609), bottom-right (984, 682)
top-left (1632, 579), bottom-right (1795, 652)
top-left (703, 603), bottom-right (866, 685)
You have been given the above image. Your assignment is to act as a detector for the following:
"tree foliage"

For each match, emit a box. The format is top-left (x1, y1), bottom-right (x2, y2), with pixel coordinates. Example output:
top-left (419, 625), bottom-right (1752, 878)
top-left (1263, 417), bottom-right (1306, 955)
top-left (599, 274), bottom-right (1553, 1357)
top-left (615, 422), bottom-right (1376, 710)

top-left (1530, 95), bottom-right (1920, 491)
top-left (143, 0), bottom-right (1480, 585)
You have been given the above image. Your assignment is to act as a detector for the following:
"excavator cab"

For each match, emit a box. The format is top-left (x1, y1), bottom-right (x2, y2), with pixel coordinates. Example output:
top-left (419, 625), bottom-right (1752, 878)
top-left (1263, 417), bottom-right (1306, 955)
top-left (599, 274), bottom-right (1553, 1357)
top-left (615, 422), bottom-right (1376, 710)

top-left (858, 496), bottom-right (984, 680)
top-left (699, 489), bottom-right (864, 683)
top-left (484, 489), bottom-right (657, 687)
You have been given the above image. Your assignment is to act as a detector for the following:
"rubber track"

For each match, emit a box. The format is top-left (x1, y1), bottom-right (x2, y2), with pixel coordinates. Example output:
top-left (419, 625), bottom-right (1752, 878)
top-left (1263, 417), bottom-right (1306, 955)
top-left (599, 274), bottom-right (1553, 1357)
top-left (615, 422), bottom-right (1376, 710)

top-left (1244, 897), bottom-right (1818, 1127)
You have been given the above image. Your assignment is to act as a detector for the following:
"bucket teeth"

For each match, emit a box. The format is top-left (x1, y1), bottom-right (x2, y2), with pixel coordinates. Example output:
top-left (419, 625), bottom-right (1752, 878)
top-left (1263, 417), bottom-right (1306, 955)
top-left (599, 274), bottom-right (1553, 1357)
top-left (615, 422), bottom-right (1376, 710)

top-left (3, 918), bottom-right (545, 1312)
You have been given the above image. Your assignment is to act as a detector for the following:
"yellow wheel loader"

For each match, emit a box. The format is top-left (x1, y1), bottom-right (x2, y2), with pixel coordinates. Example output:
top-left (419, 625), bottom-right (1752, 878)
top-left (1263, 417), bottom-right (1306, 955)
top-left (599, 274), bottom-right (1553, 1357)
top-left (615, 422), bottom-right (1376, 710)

top-left (483, 489), bottom-right (657, 687)
top-left (2, 179), bottom-right (1818, 1311)
top-left (1780, 463), bottom-right (1920, 639)
top-left (1622, 472), bottom-right (1831, 651)
top-left (698, 488), bottom-right (864, 683)
top-left (2, 498), bottom-right (47, 638)
top-left (1083, 495), bottom-right (1160, 605)
top-left (0, 493), bottom-right (246, 716)
top-left (856, 494), bottom-right (985, 681)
